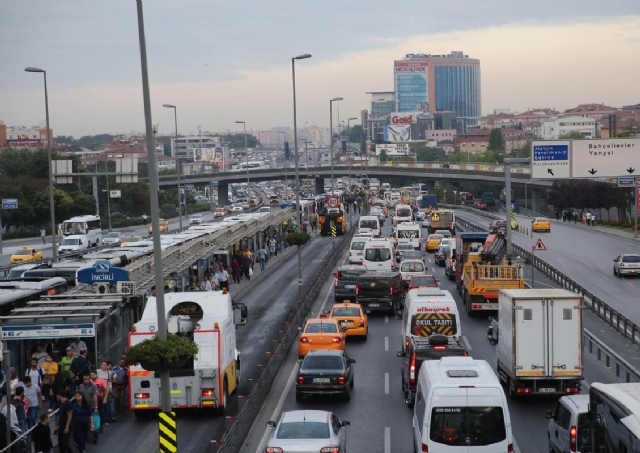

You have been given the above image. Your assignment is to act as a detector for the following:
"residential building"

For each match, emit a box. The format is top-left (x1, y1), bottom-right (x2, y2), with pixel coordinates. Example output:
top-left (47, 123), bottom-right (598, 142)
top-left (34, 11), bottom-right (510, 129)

top-left (541, 116), bottom-right (596, 139)
top-left (0, 121), bottom-right (6, 147)
top-left (454, 127), bottom-right (535, 154)
top-left (563, 103), bottom-right (620, 119)
top-left (5, 125), bottom-right (53, 149)
top-left (366, 91), bottom-right (396, 119)
top-left (426, 129), bottom-right (456, 141)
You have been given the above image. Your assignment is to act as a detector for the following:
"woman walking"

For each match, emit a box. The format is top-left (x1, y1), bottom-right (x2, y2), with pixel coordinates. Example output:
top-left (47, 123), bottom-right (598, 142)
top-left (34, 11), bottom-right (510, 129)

top-left (71, 391), bottom-right (94, 453)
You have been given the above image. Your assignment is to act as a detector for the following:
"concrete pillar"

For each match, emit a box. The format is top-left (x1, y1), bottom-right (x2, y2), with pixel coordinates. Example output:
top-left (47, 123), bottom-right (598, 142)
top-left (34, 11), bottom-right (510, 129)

top-left (531, 188), bottom-right (542, 213)
top-left (315, 176), bottom-right (325, 195)
top-left (218, 182), bottom-right (229, 206)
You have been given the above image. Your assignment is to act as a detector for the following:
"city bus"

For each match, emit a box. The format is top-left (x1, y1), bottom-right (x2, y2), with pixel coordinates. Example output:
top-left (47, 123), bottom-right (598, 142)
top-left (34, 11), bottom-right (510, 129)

top-left (60, 215), bottom-right (102, 247)
top-left (590, 382), bottom-right (640, 452)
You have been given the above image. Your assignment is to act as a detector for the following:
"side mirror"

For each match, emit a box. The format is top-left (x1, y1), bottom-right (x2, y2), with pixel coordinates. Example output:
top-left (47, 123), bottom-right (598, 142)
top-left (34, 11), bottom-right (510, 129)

top-left (349, 358), bottom-right (356, 363)
top-left (613, 258), bottom-right (618, 262)
top-left (545, 410), bottom-right (554, 419)
top-left (341, 420), bottom-right (351, 427)
top-left (297, 326), bottom-right (302, 333)
top-left (396, 351), bottom-right (405, 358)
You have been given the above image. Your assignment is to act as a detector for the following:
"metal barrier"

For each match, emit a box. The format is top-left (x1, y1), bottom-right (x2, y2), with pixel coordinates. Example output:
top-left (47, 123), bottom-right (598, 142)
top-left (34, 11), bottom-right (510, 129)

top-left (215, 215), bottom-right (362, 452)
top-left (583, 329), bottom-right (640, 383)
top-left (0, 408), bottom-right (59, 453)
top-left (456, 216), bottom-right (640, 345)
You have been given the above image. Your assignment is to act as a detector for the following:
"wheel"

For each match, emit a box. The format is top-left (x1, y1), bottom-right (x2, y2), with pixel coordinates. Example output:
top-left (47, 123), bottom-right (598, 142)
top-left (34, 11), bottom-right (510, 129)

top-left (295, 391), bottom-right (304, 402)
top-left (548, 436), bottom-right (554, 453)
top-left (216, 381), bottom-right (228, 415)
top-left (350, 377), bottom-right (354, 389)
top-left (343, 385), bottom-right (351, 401)
top-left (614, 268), bottom-right (618, 277)
top-left (465, 293), bottom-right (473, 317)
top-left (362, 329), bottom-right (368, 341)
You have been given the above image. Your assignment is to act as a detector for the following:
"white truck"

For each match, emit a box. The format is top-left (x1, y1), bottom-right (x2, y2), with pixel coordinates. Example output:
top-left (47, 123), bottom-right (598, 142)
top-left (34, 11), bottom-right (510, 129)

top-left (128, 290), bottom-right (247, 416)
top-left (495, 288), bottom-right (583, 398)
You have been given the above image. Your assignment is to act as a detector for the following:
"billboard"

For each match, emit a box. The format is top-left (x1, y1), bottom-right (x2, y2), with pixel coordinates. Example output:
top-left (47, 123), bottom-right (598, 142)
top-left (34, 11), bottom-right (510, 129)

top-left (384, 125), bottom-right (411, 142)
top-left (375, 144), bottom-right (411, 156)
top-left (394, 59), bottom-right (429, 113)
top-left (193, 146), bottom-right (226, 169)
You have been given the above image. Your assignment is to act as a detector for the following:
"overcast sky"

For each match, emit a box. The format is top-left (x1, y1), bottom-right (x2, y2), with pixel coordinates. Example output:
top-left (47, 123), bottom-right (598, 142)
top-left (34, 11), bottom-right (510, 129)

top-left (2, 1), bottom-right (640, 137)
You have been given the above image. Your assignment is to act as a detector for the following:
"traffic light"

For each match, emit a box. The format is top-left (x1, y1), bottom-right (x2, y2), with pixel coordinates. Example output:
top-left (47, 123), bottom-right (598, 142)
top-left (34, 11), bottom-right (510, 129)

top-left (341, 140), bottom-right (347, 153)
top-left (284, 142), bottom-right (291, 161)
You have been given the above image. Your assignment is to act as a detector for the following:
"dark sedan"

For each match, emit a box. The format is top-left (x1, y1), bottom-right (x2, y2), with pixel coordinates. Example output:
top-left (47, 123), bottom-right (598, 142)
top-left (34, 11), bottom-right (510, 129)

top-left (296, 350), bottom-right (355, 401)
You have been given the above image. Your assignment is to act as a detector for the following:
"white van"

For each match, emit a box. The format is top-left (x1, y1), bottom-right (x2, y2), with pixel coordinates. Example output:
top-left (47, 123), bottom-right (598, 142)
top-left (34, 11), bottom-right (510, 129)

top-left (362, 240), bottom-right (395, 272)
top-left (396, 222), bottom-right (421, 250)
top-left (394, 203), bottom-right (413, 225)
top-left (358, 216), bottom-right (381, 237)
top-left (401, 288), bottom-right (460, 353)
top-left (348, 236), bottom-right (370, 264)
top-left (413, 357), bottom-right (514, 453)
top-left (258, 206), bottom-right (271, 213)
top-left (58, 234), bottom-right (89, 254)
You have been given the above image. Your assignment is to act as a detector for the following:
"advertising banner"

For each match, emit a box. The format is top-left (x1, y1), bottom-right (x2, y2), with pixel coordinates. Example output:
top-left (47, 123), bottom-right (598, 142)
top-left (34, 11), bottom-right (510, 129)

top-left (375, 144), bottom-right (411, 156)
top-left (394, 60), bottom-right (429, 113)
top-left (194, 146), bottom-right (226, 169)
top-left (384, 125), bottom-right (411, 142)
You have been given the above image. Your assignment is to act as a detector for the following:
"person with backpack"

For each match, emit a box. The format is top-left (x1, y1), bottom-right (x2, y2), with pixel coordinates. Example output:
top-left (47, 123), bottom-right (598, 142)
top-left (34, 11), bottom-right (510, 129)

top-left (70, 348), bottom-right (90, 388)
top-left (22, 376), bottom-right (42, 430)
top-left (24, 358), bottom-right (45, 388)
top-left (111, 357), bottom-right (128, 415)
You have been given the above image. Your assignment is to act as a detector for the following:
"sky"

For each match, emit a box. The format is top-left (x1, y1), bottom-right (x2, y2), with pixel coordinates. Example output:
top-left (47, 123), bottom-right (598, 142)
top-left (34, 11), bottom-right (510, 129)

top-left (1, 1), bottom-right (640, 138)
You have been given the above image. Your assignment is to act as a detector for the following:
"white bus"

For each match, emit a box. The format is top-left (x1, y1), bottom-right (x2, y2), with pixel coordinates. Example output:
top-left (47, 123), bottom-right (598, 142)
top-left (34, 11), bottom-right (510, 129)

top-left (60, 215), bottom-right (102, 247)
top-left (233, 161), bottom-right (267, 170)
top-left (590, 382), bottom-right (640, 452)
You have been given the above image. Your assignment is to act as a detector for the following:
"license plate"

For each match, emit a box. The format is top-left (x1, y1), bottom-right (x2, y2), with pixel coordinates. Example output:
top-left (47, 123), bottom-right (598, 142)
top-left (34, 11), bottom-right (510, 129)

top-left (538, 388), bottom-right (556, 393)
top-left (345, 285), bottom-right (355, 289)
top-left (368, 303), bottom-right (380, 307)
top-left (313, 378), bottom-right (330, 383)
top-left (340, 321), bottom-right (353, 326)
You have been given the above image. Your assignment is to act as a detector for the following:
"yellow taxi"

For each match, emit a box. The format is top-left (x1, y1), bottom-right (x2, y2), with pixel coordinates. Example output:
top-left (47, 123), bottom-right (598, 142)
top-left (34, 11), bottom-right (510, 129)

top-left (531, 217), bottom-right (551, 233)
top-left (328, 301), bottom-right (368, 340)
top-left (297, 317), bottom-right (346, 359)
top-left (121, 236), bottom-right (143, 246)
top-left (425, 234), bottom-right (443, 252)
top-left (148, 219), bottom-right (169, 234)
top-left (10, 247), bottom-right (44, 265)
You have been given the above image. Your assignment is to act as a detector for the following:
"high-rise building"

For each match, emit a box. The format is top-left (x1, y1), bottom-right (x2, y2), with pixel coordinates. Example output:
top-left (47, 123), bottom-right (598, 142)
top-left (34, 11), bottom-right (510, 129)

top-left (394, 51), bottom-right (481, 122)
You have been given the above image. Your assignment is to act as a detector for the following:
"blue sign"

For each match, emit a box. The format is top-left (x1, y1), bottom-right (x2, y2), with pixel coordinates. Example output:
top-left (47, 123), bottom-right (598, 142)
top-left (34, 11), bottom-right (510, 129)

top-left (77, 260), bottom-right (130, 285)
top-left (280, 201), bottom-right (296, 210)
top-left (533, 145), bottom-right (569, 162)
top-left (2, 323), bottom-right (95, 339)
top-left (210, 181), bottom-right (219, 187)
top-left (618, 177), bottom-right (635, 188)
top-left (2, 199), bottom-right (18, 209)
top-left (395, 69), bottom-right (428, 112)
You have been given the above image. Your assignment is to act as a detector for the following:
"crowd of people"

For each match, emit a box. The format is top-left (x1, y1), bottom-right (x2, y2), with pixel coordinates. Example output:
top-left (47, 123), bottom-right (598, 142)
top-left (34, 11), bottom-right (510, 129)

top-left (0, 339), bottom-right (129, 453)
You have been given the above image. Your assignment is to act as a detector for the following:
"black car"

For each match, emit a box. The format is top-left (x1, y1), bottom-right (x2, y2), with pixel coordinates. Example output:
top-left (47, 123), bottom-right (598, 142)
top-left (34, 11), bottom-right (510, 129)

top-left (334, 265), bottom-right (367, 302)
top-left (296, 350), bottom-right (356, 401)
top-left (489, 219), bottom-right (507, 234)
top-left (435, 245), bottom-right (448, 267)
top-left (356, 271), bottom-right (405, 314)
top-left (397, 334), bottom-right (467, 407)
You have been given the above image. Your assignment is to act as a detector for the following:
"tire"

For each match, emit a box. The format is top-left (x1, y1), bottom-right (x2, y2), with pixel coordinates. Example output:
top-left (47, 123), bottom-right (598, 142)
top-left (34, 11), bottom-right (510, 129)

top-left (350, 377), bottom-right (354, 389)
top-left (295, 391), bottom-right (304, 402)
top-left (465, 292), bottom-right (473, 317)
top-left (343, 385), bottom-right (351, 401)
top-left (216, 381), bottom-right (228, 416)
top-left (548, 436), bottom-right (554, 453)
top-left (362, 329), bottom-right (368, 341)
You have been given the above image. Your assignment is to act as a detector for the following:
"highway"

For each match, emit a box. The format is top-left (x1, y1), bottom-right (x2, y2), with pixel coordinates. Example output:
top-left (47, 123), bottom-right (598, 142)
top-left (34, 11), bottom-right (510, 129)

top-left (85, 212), bottom-right (361, 453)
top-left (240, 214), bottom-right (630, 453)
top-left (455, 208), bottom-right (640, 326)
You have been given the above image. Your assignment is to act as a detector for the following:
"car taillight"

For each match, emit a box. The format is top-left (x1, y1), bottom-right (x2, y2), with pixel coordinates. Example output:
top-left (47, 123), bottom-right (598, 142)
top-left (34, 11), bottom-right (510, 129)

top-left (358, 318), bottom-right (364, 327)
top-left (134, 393), bottom-right (150, 399)
top-left (422, 443), bottom-right (428, 452)
top-left (201, 389), bottom-right (214, 397)
top-left (333, 337), bottom-right (343, 343)
top-left (266, 448), bottom-right (284, 453)
top-left (507, 443), bottom-right (514, 452)
top-left (570, 426), bottom-right (576, 452)
top-left (334, 274), bottom-right (338, 287)
top-left (320, 447), bottom-right (340, 453)
top-left (297, 376), bottom-right (304, 385)
top-left (621, 263), bottom-right (626, 267)
top-left (389, 285), bottom-right (393, 296)
top-left (409, 352), bottom-right (416, 384)
top-left (300, 337), bottom-right (309, 343)
top-left (338, 376), bottom-right (346, 385)
top-left (408, 285), bottom-right (417, 290)
top-left (405, 336), bottom-right (410, 349)
top-left (355, 285), bottom-right (359, 295)
top-left (433, 346), bottom-right (445, 350)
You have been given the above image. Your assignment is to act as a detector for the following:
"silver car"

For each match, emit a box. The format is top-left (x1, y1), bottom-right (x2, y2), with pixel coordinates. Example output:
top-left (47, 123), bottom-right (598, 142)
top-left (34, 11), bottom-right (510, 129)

top-left (102, 232), bottom-right (123, 245)
top-left (614, 254), bottom-right (640, 277)
top-left (265, 410), bottom-right (350, 453)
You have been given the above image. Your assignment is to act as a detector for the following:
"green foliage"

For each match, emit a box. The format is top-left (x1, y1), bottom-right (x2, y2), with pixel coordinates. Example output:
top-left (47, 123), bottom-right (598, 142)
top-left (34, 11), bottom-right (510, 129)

top-left (488, 128), bottom-right (504, 152)
top-left (285, 232), bottom-right (312, 246)
top-left (549, 180), bottom-right (627, 214)
top-left (125, 333), bottom-right (199, 366)
top-left (558, 131), bottom-right (585, 140)
top-left (348, 125), bottom-right (363, 143)
top-left (379, 149), bottom-right (389, 163)
top-left (223, 133), bottom-right (260, 149)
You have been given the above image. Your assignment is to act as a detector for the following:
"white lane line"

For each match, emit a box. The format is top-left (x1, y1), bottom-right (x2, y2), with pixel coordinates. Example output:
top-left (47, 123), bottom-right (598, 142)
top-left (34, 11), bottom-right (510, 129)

top-left (385, 372), bottom-right (389, 394)
top-left (385, 316), bottom-right (389, 323)
top-left (432, 267), bottom-right (436, 273)
top-left (461, 335), bottom-right (473, 351)
top-left (384, 336), bottom-right (389, 352)
top-left (384, 427), bottom-right (391, 453)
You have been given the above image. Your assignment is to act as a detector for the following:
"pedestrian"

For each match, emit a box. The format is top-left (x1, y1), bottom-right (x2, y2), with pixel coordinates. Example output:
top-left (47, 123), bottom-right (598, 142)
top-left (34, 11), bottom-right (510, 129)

top-left (586, 212), bottom-right (592, 227)
top-left (90, 370), bottom-right (109, 434)
top-left (218, 265), bottom-right (229, 291)
top-left (562, 210), bottom-right (566, 223)
top-left (111, 357), bottom-right (128, 415)
top-left (71, 391), bottom-right (94, 452)
top-left (269, 237), bottom-right (277, 258)
top-left (58, 347), bottom-right (76, 395)
top-left (41, 355), bottom-right (58, 410)
top-left (25, 358), bottom-right (45, 389)
top-left (22, 376), bottom-right (41, 430)
top-left (231, 258), bottom-right (241, 284)
top-left (241, 248), bottom-right (252, 281)
top-left (33, 413), bottom-right (54, 453)
top-left (200, 275), bottom-right (212, 291)
top-left (142, 214), bottom-right (148, 225)
top-left (40, 229), bottom-right (46, 245)
top-left (55, 390), bottom-right (74, 453)
top-left (573, 211), bottom-right (578, 224)
top-left (77, 374), bottom-right (98, 444)
top-left (70, 348), bottom-right (91, 389)
top-left (259, 245), bottom-right (268, 271)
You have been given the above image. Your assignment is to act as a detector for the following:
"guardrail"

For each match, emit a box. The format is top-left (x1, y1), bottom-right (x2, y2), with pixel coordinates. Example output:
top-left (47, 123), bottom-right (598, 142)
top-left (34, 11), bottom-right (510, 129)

top-left (215, 212), bottom-right (363, 453)
top-left (455, 216), bottom-right (640, 345)
top-left (0, 408), bottom-right (60, 453)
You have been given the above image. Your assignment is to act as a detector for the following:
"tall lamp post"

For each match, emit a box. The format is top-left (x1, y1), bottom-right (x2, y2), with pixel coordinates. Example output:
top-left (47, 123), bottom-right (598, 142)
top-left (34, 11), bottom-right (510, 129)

top-left (329, 97), bottom-right (343, 195)
top-left (236, 121), bottom-right (249, 186)
top-left (291, 53), bottom-right (312, 304)
top-left (346, 117), bottom-right (357, 189)
top-left (25, 67), bottom-right (57, 262)
top-left (304, 121), bottom-right (310, 183)
top-left (162, 104), bottom-right (182, 229)
top-left (279, 130), bottom-right (288, 189)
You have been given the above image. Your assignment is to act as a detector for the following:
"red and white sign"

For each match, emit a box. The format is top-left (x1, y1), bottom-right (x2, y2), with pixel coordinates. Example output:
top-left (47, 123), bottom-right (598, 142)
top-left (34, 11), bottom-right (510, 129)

top-left (390, 114), bottom-right (415, 124)
top-left (533, 239), bottom-right (546, 251)
top-left (7, 140), bottom-right (44, 148)
top-left (394, 60), bottom-right (428, 72)
top-left (327, 196), bottom-right (340, 209)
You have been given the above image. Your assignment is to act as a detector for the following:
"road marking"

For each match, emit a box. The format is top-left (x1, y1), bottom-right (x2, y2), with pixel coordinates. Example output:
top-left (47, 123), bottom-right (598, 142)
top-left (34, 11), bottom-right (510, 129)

top-left (384, 427), bottom-right (391, 453)
top-left (432, 267), bottom-right (436, 273)
top-left (461, 335), bottom-right (473, 351)
top-left (384, 372), bottom-right (389, 394)
top-left (385, 316), bottom-right (389, 323)
top-left (384, 336), bottom-right (389, 352)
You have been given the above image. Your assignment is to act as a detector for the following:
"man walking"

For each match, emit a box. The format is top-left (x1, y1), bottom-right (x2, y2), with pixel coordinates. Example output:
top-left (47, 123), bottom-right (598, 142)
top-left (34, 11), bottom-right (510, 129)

top-left (40, 229), bottom-right (46, 245)
top-left (22, 376), bottom-right (42, 430)
top-left (55, 390), bottom-right (74, 453)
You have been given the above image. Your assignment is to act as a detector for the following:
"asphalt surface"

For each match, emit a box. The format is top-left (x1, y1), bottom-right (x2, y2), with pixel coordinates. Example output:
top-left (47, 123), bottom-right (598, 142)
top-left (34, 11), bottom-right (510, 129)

top-left (239, 214), bottom-right (634, 453)
top-left (82, 212), bottom-right (361, 453)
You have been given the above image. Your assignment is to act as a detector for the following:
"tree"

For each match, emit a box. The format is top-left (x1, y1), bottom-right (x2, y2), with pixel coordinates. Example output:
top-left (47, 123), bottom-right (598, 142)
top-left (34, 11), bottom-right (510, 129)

top-left (224, 133), bottom-right (260, 149)
top-left (349, 125), bottom-right (363, 143)
top-left (379, 149), bottom-right (388, 163)
top-left (558, 131), bottom-right (585, 140)
top-left (488, 128), bottom-right (504, 152)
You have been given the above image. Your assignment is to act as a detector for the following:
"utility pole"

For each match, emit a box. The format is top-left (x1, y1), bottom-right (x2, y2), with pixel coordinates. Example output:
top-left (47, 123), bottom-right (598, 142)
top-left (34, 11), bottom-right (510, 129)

top-left (503, 157), bottom-right (530, 257)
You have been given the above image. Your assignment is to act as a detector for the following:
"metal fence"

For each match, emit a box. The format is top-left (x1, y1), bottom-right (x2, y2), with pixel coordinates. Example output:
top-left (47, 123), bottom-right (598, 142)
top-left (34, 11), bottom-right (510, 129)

top-left (215, 217), bottom-right (360, 452)
top-left (0, 408), bottom-right (60, 453)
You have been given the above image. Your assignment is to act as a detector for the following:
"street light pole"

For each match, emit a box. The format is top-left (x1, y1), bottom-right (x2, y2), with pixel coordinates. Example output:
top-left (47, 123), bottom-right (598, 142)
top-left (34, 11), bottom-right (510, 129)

top-left (503, 157), bottom-right (530, 258)
top-left (279, 131), bottom-right (287, 190)
top-left (304, 121), bottom-right (309, 184)
top-left (292, 53), bottom-right (312, 304)
top-left (236, 121), bottom-right (249, 186)
top-left (329, 97), bottom-right (343, 195)
top-left (25, 67), bottom-right (57, 262)
top-left (162, 104), bottom-right (181, 229)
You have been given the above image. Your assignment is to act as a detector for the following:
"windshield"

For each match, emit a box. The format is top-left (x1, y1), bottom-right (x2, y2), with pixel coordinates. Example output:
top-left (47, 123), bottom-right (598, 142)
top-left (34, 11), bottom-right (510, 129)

top-left (337, 270), bottom-right (364, 282)
top-left (360, 220), bottom-right (378, 229)
top-left (332, 307), bottom-right (360, 317)
top-left (302, 355), bottom-right (343, 370)
top-left (63, 222), bottom-right (85, 235)
top-left (430, 406), bottom-right (506, 446)
top-left (105, 233), bottom-right (119, 238)
top-left (401, 262), bottom-right (425, 272)
top-left (402, 251), bottom-right (422, 260)
top-left (397, 208), bottom-right (412, 217)
top-left (428, 235), bottom-right (443, 241)
top-left (305, 323), bottom-right (338, 333)
top-left (410, 275), bottom-right (437, 287)
top-left (14, 250), bottom-right (32, 255)
top-left (365, 248), bottom-right (391, 262)
top-left (61, 239), bottom-right (79, 245)
top-left (277, 422), bottom-right (330, 440)
top-left (351, 241), bottom-right (366, 250)
top-left (622, 255), bottom-right (640, 263)
top-left (124, 237), bottom-right (139, 243)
